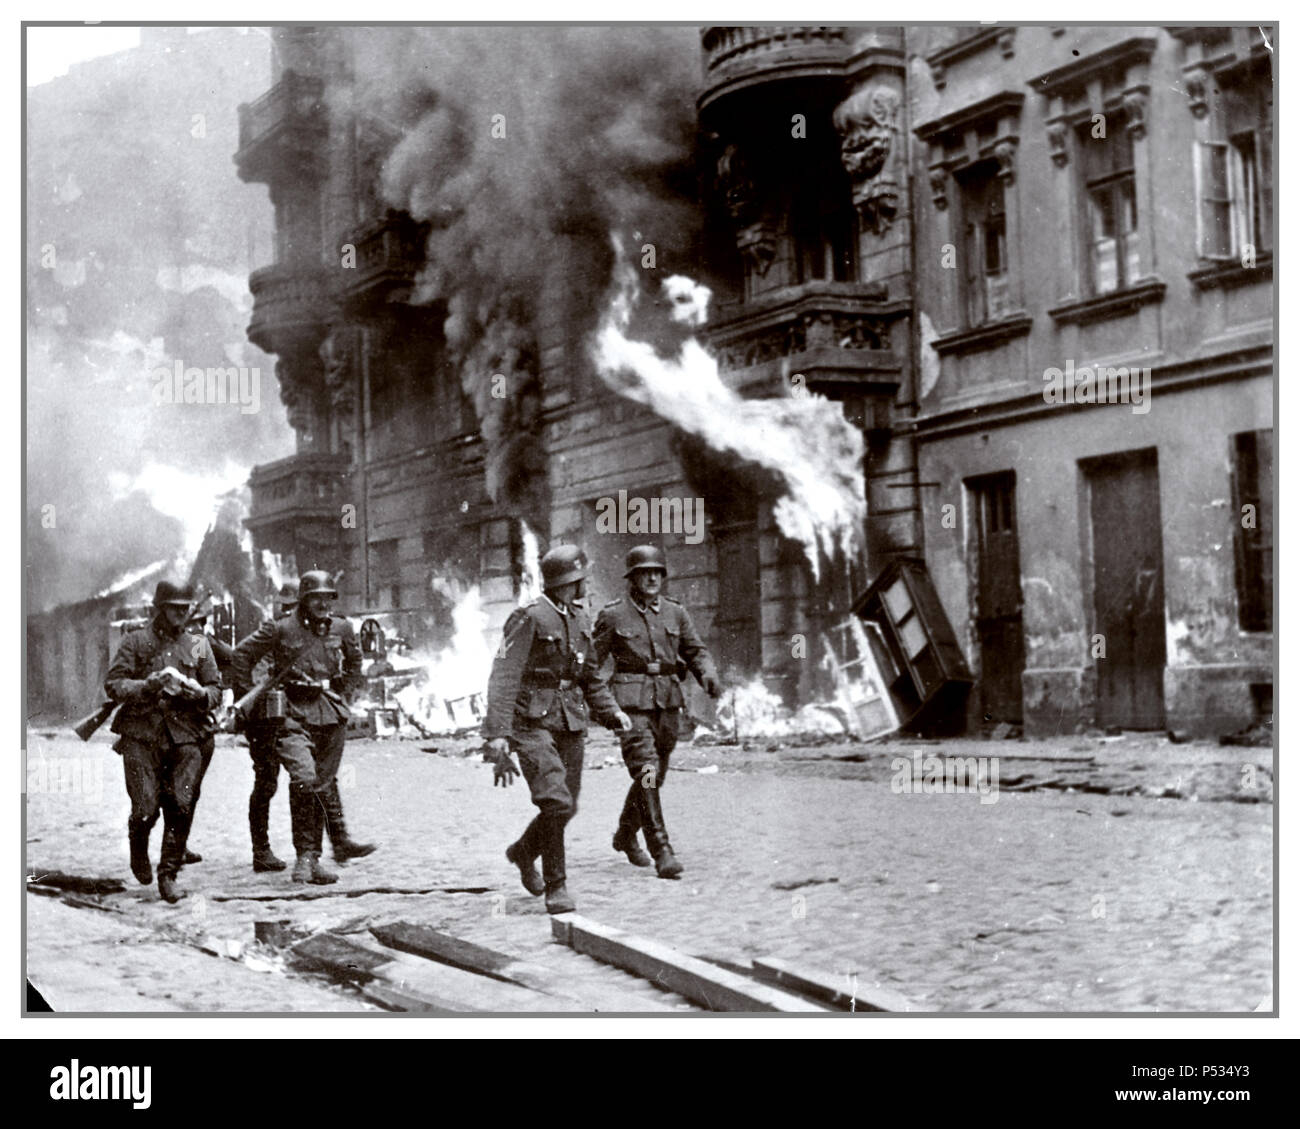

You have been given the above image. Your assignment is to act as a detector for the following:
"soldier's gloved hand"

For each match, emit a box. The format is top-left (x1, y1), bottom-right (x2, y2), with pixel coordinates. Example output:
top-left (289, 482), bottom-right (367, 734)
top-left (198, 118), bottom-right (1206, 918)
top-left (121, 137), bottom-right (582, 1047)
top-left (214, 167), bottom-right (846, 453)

top-left (612, 710), bottom-right (633, 732)
top-left (486, 737), bottom-right (518, 787)
top-left (703, 675), bottom-right (723, 699)
top-left (143, 671), bottom-right (168, 695)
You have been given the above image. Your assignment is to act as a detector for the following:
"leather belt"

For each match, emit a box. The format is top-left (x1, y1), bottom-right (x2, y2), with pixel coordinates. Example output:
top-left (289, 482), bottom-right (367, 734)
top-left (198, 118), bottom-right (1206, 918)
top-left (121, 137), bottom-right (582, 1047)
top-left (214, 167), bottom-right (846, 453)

top-left (617, 662), bottom-right (663, 675)
top-left (524, 675), bottom-right (576, 690)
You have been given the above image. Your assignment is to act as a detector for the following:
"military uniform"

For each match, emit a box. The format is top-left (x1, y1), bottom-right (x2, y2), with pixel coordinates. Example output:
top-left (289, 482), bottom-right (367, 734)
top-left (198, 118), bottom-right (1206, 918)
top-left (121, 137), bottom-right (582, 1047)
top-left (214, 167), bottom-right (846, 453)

top-left (104, 600), bottom-right (222, 898)
top-left (185, 630), bottom-right (233, 863)
top-left (594, 558), bottom-right (719, 875)
top-left (486, 591), bottom-right (623, 906)
top-left (231, 600), bottom-right (363, 875)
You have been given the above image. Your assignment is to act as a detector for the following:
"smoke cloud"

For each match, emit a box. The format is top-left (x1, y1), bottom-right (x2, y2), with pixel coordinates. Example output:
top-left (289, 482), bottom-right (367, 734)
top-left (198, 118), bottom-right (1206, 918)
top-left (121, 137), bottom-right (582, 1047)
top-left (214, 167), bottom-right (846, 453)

top-left (346, 26), bottom-right (703, 520)
top-left (26, 28), bottom-right (289, 611)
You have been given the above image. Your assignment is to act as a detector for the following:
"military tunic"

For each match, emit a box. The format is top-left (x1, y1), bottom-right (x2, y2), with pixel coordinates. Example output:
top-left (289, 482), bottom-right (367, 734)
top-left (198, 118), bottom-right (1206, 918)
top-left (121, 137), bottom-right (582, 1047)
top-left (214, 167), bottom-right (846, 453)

top-left (593, 595), bottom-right (718, 784)
top-left (485, 597), bottom-right (621, 824)
top-left (231, 611), bottom-right (363, 830)
top-left (104, 620), bottom-right (222, 878)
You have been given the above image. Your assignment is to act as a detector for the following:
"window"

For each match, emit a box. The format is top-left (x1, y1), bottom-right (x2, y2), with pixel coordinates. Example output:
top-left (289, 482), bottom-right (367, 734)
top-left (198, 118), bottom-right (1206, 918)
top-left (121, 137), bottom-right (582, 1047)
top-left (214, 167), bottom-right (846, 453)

top-left (368, 539), bottom-right (401, 609)
top-left (957, 160), bottom-right (1009, 325)
top-left (1231, 430), bottom-right (1273, 632)
top-left (791, 182), bottom-right (856, 284)
top-left (1196, 79), bottom-right (1273, 259)
top-left (1078, 113), bottom-right (1139, 294)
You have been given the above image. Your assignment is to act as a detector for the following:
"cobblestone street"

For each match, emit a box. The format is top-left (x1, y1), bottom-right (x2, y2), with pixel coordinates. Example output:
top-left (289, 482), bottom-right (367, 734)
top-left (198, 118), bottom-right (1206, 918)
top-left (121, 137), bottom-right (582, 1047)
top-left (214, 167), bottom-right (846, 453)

top-left (25, 727), bottom-right (1273, 1013)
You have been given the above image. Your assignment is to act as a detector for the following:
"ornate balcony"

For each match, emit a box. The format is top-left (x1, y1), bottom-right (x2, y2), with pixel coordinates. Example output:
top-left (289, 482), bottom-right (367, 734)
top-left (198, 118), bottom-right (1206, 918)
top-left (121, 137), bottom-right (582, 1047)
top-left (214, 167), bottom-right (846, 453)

top-left (339, 211), bottom-right (429, 312)
top-left (246, 452), bottom-right (352, 532)
top-left (702, 281), bottom-right (903, 398)
top-left (247, 262), bottom-right (334, 356)
top-left (235, 71), bottom-right (328, 185)
top-left (699, 26), bottom-right (852, 113)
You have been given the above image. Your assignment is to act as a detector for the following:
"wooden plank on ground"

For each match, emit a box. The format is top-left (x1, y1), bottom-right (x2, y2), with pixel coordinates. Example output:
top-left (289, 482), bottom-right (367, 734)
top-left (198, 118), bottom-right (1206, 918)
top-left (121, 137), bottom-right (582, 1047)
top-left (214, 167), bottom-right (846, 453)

top-left (27, 871), bottom-right (127, 895)
top-left (370, 921), bottom-right (683, 1012)
top-left (552, 915), bottom-right (831, 1013)
top-left (370, 923), bottom-right (522, 985)
top-left (750, 956), bottom-right (914, 1012)
top-left (289, 932), bottom-right (570, 1013)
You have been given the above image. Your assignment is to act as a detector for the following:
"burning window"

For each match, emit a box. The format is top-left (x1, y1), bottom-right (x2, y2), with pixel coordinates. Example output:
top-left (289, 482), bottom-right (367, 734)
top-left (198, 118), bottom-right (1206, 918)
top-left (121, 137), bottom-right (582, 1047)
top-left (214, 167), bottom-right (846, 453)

top-left (1231, 429), bottom-right (1273, 632)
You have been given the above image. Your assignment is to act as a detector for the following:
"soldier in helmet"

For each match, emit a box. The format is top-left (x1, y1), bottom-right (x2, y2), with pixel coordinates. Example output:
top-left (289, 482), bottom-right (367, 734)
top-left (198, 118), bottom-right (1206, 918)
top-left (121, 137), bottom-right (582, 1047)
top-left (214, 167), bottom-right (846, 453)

top-left (233, 581), bottom-right (374, 872)
top-left (103, 581), bottom-right (223, 904)
top-left (484, 544), bottom-right (631, 914)
top-left (231, 570), bottom-right (365, 885)
top-left (181, 595), bottom-right (235, 868)
top-left (594, 545), bottom-right (721, 879)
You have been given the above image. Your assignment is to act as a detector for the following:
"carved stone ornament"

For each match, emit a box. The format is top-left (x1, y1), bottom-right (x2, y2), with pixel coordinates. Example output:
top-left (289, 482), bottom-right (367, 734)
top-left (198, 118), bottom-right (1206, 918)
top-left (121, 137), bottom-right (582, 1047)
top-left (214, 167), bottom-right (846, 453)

top-left (928, 167), bottom-right (949, 210)
top-left (833, 85), bottom-right (903, 235)
top-left (715, 142), bottom-right (758, 225)
top-left (1184, 69), bottom-right (1210, 119)
top-left (993, 138), bottom-right (1017, 183)
top-left (1123, 89), bottom-right (1148, 139)
top-left (1046, 121), bottom-right (1069, 167)
top-left (735, 220), bottom-right (778, 276)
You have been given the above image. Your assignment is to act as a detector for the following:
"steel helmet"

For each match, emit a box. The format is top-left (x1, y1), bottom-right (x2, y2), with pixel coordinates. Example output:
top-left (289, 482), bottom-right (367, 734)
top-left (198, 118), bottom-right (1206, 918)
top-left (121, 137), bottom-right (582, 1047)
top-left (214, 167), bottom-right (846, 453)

top-left (277, 581), bottom-right (299, 613)
top-left (298, 570), bottom-right (338, 599)
top-left (153, 580), bottom-right (195, 608)
top-left (624, 544), bottom-right (668, 578)
top-left (540, 545), bottom-right (588, 590)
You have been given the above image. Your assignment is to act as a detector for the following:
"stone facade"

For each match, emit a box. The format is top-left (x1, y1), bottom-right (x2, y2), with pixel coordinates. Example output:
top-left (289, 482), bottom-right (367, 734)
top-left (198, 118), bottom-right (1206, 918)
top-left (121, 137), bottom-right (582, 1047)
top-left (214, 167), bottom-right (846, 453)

top-left (238, 26), bottom-right (1273, 734)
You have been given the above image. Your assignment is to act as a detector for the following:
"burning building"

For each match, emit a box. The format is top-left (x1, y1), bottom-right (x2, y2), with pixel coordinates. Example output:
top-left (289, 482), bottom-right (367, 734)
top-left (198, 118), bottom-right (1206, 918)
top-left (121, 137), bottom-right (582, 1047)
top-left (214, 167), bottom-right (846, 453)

top-left (236, 26), bottom-right (1273, 737)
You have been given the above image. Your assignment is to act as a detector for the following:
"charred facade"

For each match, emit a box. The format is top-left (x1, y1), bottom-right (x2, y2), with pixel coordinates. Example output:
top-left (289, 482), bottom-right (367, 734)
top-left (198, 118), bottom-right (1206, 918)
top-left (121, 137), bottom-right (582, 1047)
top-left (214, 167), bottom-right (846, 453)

top-left (238, 26), bottom-right (1273, 736)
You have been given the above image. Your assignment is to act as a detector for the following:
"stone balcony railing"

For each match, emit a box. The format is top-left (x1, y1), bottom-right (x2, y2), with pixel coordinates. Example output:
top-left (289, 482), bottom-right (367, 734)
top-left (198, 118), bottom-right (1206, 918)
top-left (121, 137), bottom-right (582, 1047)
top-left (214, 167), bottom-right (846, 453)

top-left (246, 451), bottom-right (352, 530)
top-left (339, 211), bottom-right (429, 310)
top-left (702, 281), bottom-right (904, 398)
top-left (247, 262), bottom-right (334, 355)
top-left (235, 71), bottom-right (327, 184)
top-left (699, 26), bottom-right (852, 112)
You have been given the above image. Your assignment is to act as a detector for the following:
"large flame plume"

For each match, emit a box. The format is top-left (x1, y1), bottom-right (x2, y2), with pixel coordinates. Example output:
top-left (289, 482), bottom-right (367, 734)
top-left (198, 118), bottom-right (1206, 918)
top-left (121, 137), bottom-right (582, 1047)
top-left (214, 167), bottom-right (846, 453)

top-left (591, 239), bottom-right (866, 577)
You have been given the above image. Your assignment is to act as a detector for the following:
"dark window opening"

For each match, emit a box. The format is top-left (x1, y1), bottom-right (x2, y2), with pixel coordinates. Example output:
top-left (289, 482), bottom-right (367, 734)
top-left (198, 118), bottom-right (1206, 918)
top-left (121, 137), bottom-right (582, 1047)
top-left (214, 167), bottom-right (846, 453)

top-left (957, 160), bottom-right (1009, 326)
top-left (1232, 429), bottom-right (1273, 632)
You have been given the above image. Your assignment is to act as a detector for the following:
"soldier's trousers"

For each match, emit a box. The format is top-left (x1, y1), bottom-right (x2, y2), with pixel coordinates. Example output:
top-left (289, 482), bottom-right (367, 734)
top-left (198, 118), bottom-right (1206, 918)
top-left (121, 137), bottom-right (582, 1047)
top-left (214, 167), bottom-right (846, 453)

top-left (276, 719), bottom-right (346, 854)
top-left (246, 722), bottom-right (282, 852)
top-left (510, 726), bottom-right (586, 889)
top-left (119, 735), bottom-right (204, 880)
top-left (615, 708), bottom-right (679, 836)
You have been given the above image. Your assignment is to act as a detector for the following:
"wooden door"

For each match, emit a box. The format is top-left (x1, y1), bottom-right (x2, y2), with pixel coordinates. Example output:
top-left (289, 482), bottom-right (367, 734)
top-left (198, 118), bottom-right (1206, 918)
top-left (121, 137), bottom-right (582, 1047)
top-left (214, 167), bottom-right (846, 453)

top-left (1088, 450), bottom-right (1166, 729)
top-left (971, 472), bottom-right (1025, 724)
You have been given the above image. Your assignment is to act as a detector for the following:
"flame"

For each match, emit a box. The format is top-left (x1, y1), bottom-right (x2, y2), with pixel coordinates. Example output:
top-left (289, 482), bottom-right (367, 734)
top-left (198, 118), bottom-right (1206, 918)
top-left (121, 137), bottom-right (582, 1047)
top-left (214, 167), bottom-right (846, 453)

top-left (590, 237), bottom-right (865, 578)
top-left (383, 584), bottom-right (494, 735)
top-left (715, 677), bottom-right (848, 740)
top-left (517, 520), bottom-right (541, 607)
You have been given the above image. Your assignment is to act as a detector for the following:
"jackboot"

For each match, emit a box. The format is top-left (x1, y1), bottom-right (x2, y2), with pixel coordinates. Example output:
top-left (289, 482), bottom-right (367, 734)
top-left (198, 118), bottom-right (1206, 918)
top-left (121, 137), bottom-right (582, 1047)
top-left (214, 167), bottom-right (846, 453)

top-left (308, 852), bottom-right (338, 885)
top-left (252, 846), bottom-right (287, 873)
top-left (613, 785), bottom-right (653, 867)
top-left (638, 787), bottom-right (683, 879)
top-left (127, 820), bottom-right (153, 886)
top-left (505, 839), bottom-right (545, 896)
top-left (158, 815), bottom-right (193, 888)
top-left (539, 813), bottom-right (575, 914)
top-left (182, 849), bottom-right (203, 865)
top-left (321, 780), bottom-right (376, 862)
top-left (158, 872), bottom-right (184, 904)
top-left (250, 778), bottom-right (286, 871)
